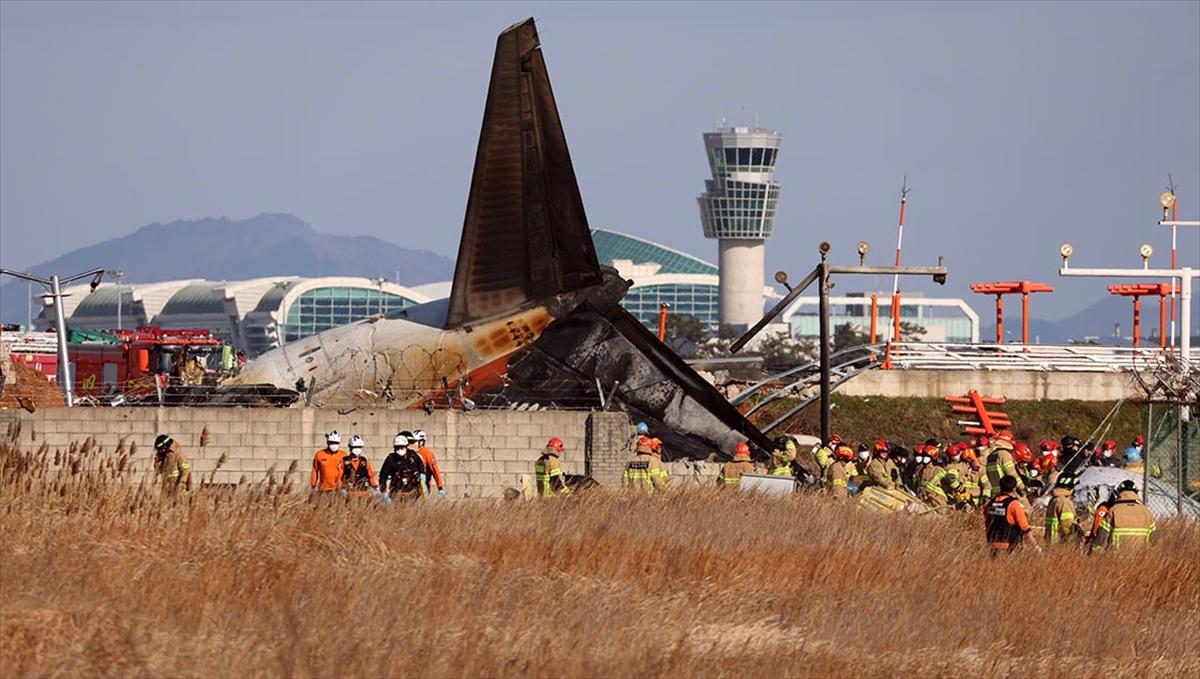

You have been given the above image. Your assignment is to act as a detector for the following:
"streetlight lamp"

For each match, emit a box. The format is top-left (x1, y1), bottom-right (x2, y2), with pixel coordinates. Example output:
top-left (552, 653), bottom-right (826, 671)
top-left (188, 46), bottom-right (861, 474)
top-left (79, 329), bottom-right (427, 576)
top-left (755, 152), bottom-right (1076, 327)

top-left (0, 267), bottom-right (106, 406)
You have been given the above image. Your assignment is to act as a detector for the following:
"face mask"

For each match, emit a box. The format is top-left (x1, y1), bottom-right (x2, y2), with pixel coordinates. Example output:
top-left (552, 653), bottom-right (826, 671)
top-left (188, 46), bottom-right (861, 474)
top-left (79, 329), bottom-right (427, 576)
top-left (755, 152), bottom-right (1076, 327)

top-left (394, 446), bottom-right (403, 453)
top-left (328, 443), bottom-right (340, 452)
top-left (1103, 450), bottom-right (1112, 458)
top-left (350, 447), bottom-right (362, 456)
top-left (858, 452), bottom-right (869, 462)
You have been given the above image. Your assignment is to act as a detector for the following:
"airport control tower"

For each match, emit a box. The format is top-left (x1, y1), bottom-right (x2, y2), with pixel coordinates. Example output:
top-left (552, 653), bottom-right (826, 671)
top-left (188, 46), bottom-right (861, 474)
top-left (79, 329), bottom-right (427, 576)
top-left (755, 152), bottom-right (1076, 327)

top-left (697, 126), bottom-right (782, 330)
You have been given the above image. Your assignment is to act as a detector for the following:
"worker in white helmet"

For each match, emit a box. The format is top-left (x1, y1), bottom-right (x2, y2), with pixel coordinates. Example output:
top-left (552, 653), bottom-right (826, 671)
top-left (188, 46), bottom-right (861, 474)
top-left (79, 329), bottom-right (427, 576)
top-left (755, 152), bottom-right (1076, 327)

top-left (412, 429), bottom-right (446, 497)
top-left (310, 430), bottom-right (346, 495)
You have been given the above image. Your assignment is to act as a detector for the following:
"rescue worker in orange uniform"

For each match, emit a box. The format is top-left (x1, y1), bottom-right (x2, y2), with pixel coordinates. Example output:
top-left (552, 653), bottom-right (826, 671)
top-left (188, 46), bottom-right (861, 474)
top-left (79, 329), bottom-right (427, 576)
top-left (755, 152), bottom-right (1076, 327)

top-left (864, 438), bottom-right (900, 490)
top-left (310, 430), bottom-right (346, 495)
top-left (153, 434), bottom-right (192, 495)
top-left (341, 435), bottom-right (378, 498)
top-left (718, 442), bottom-right (756, 487)
top-left (1093, 480), bottom-right (1156, 553)
top-left (823, 445), bottom-right (854, 500)
top-left (984, 476), bottom-right (1035, 555)
top-left (1044, 473), bottom-right (1078, 546)
top-left (623, 435), bottom-right (670, 493)
top-left (412, 429), bottom-right (446, 497)
top-left (534, 437), bottom-right (571, 498)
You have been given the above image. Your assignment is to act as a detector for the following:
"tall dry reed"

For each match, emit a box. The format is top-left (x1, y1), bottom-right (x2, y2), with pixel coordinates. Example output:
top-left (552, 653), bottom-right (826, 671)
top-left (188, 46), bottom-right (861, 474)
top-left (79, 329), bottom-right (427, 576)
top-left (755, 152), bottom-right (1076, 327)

top-left (1, 437), bottom-right (1197, 678)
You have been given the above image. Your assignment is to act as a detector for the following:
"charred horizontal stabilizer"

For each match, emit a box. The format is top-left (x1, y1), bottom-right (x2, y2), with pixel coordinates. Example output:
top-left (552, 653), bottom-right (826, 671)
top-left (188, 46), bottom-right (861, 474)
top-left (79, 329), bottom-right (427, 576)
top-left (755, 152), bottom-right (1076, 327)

top-left (446, 18), bottom-right (602, 328)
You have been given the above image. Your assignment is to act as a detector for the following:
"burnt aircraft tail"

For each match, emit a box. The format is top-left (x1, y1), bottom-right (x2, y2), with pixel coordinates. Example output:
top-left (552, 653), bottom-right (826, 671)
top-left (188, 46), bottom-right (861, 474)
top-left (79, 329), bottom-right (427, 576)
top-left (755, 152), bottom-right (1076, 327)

top-left (445, 18), bottom-right (602, 329)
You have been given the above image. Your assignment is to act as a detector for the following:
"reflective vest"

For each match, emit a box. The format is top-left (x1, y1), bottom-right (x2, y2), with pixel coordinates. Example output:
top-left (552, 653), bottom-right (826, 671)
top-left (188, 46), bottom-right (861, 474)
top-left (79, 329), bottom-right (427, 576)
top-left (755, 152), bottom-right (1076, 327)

top-left (535, 454), bottom-right (569, 498)
top-left (768, 465), bottom-right (792, 476)
top-left (985, 495), bottom-right (1022, 548)
top-left (1097, 496), bottom-right (1156, 551)
top-left (1044, 489), bottom-right (1076, 545)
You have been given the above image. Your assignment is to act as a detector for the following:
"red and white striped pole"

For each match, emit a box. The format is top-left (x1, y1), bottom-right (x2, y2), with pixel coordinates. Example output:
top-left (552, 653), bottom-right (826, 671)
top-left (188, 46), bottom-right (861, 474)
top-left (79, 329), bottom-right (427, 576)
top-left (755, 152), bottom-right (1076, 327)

top-left (883, 178), bottom-right (908, 368)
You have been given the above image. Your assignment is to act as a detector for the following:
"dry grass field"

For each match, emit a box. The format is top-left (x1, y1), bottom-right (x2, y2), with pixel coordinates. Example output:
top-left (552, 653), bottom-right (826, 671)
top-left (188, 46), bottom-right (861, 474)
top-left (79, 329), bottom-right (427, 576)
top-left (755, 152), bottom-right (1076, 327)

top-left (2, 437), bottom-right (1198, 679)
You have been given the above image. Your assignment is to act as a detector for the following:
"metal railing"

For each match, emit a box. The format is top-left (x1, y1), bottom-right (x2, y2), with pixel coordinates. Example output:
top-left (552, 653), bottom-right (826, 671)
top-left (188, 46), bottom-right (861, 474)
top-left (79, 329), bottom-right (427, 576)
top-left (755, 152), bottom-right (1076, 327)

top-left (887, 342), bottom-right (1200, 373)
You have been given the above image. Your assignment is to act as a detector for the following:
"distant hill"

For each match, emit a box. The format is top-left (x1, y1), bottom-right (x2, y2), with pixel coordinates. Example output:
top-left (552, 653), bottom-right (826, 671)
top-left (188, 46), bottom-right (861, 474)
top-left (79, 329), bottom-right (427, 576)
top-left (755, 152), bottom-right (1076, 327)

top-left (980, 294), bottom-right (1200, 345)
top-left (0, 213), bottom-right (454, 324)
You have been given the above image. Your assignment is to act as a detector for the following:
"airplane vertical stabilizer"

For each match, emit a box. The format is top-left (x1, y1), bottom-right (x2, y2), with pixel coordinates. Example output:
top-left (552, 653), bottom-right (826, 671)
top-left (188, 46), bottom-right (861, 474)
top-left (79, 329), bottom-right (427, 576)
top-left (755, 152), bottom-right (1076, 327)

top-left (445, 18), bottom-right (602, 328)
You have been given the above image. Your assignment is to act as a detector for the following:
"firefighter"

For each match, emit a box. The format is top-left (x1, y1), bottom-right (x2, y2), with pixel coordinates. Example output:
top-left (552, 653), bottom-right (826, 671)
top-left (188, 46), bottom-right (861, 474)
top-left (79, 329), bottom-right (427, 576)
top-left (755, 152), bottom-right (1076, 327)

top-left (341, 435), bottom-right (377, 498)
top-left (864, 438), bottom-right (899, 490)
top-left (1012, 442), bottom-right (1042, 494)
top-left (984, 476), bottom-right (1035, 555)
top-left (1094, 440), bottom-right (1121, 468)
top-left (153, 434), bottom-right (192, 495)
top-left (1094, 480), bottom-right (1156, 553)
top-left (717, 442), bottom-right (756, 487)
top-left (944, 443), bottom-right (975, 500)
top-left (1059, 435), bottom-right (1085, 474)
top-left (534, 437), bottom-right (571, 498)
top-left (982, 430), bottom-right (1024, 499)
top-left (817, 434), bottom-right (843, 476)
top-left (916, 443), bottom-right (943, 500)
top-left (1044, 473), bottom-right (1078, 546)
top-left (1038, 440), bottom-right (1062, 489)
top-left (310, 431), bottom-right (346, 496)
top-left (824, 445), bottom-right (854, 500)
top-left (960, 446), bottom-right (983, 505)
top-left (412, 429), bottom-right (446, 497)
top-left (379, 433), bottom-right (428, 501)
top-left (768, 436), bottom-right (796, 476)
top-left (925, 468), bottom-right (965, 509)
top-left (623, 435), bottom-right (669, 493)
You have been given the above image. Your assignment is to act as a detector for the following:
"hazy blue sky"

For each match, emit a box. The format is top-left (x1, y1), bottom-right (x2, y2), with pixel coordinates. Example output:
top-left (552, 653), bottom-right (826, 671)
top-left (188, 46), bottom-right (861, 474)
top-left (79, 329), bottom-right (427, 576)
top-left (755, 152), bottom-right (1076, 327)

top-left (1, 1), bottom-right (1197, 319)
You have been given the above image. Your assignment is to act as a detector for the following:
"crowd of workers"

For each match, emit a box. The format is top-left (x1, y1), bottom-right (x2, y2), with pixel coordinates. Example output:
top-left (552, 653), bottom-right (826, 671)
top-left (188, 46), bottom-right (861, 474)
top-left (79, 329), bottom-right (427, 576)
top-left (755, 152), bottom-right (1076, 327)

top-left (149, 421), bottom-right (1157, 555)
top-left (701, 429), bottom-right (1158, 555)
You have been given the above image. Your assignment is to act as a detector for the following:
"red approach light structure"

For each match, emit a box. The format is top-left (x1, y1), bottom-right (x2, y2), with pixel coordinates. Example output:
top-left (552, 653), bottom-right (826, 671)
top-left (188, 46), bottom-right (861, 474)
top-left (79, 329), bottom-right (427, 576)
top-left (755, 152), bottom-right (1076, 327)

top-left (970, 281), bottom-right (1054, 344)
top-left (1107, 283), bottom-right (1170, 349)
top-left (945, 389), bottom-right (1011, 436)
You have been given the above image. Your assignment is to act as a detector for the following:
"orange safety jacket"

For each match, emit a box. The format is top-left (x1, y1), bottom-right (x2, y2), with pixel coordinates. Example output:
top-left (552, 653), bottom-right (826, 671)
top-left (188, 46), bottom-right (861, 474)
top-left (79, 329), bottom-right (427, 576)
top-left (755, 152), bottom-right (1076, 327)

top-left (418, 447), bottom-right (445, 490)
top-left (984, 493), bottom-right (1031, 551)
top-left (311, 448), bottom-right (347, 491)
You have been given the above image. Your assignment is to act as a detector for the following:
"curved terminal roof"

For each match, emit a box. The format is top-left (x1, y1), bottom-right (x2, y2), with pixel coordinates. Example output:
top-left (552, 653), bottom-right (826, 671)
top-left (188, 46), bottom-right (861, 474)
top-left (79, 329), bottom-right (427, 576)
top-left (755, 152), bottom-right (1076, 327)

top-left (160, 282), bottom-right (228, 316)
top-left (592, 229), bottom-right (717, 276)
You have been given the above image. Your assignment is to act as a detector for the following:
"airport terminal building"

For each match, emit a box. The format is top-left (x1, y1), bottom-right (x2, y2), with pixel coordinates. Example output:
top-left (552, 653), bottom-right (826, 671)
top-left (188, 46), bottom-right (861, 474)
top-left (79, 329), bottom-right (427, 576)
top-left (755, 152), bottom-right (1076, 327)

top-left (38, 277), bottom-right (435, 356)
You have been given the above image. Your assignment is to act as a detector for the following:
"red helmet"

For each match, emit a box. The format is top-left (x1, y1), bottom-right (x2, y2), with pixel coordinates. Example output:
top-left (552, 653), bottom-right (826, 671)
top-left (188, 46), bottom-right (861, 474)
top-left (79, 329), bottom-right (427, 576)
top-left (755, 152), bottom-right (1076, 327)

top-left (962, 448), bottom-right (979, 468)
top-left (974, 435), bottom-right (991, 448)
top-left (926, 445), bottom-right (941, 461)
top-left (829, 434), bottom-right (843, 446)
top-left (1012, 442), bottom-right (1033, 464)
top-left (733, 442), bottom-right (751, 459)
top-left (547, 437), bottom-right (565, 453)
top-left (873, 438), bottom-right (889, 452)
top-left (996, 430), bottom-right (1014, 443)
top-left (649, 437), bottom-right (663, 452)
top-left (1133, 435), bottom-right (1145, 446)
top-left (1103, 439), bottom-right (1117, 451)
top-left (835, 445), bottom-right (855, 461)
top-left (1039, 440), bottom-right (1060, 453)
top-left (1037, 453), bottom-right (1057, 473)
top-left (636, 436), bottom-right (652, 450)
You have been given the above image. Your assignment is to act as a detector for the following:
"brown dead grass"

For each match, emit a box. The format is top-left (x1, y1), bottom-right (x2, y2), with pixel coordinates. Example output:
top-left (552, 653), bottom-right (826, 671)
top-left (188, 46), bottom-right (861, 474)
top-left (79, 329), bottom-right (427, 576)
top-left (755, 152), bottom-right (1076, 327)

top-left (1, 437), bottom-right (1198, 679)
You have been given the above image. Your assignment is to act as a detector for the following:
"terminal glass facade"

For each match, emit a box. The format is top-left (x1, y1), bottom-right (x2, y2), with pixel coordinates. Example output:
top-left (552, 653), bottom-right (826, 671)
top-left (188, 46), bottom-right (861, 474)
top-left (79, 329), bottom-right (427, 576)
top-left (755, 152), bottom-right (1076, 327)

top-left (281, 287), bottom-right (416, 343)
top-left (622, 283), bottom-right (720, 329)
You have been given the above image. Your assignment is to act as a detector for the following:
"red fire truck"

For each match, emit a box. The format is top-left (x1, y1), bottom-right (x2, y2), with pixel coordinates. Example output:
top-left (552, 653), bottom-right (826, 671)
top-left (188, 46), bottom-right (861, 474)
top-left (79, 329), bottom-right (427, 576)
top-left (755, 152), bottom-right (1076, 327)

top-left (2, 326), bottom-right (226, 398)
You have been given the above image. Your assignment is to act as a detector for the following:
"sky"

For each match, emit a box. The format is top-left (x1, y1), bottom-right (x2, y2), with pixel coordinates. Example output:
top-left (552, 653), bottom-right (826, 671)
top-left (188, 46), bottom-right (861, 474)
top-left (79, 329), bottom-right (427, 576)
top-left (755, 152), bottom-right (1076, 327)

top-left (1, 1), bottom-right (1197, 320)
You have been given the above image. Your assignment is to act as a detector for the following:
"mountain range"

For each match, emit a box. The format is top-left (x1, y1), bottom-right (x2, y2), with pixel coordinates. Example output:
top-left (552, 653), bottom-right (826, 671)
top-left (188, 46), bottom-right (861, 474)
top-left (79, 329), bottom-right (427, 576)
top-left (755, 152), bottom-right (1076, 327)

top-left (0, 213), bottom-right (454, 324)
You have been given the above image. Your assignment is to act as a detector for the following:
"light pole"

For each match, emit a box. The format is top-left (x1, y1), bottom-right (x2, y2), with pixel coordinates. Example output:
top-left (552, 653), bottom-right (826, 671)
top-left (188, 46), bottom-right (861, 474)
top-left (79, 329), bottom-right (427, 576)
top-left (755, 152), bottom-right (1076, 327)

top-left (0, 267), bottom-right (106, 406)
top-left (732, 241), bottom-right (948, 445)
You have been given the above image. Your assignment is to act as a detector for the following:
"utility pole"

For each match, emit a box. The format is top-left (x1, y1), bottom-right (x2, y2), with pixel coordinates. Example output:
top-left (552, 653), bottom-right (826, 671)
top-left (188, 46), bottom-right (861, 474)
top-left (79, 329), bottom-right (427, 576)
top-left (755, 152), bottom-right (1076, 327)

top-left (1, 267), bottom-right (106, 406)
top-left (732, 241), bottom-right (948, 445)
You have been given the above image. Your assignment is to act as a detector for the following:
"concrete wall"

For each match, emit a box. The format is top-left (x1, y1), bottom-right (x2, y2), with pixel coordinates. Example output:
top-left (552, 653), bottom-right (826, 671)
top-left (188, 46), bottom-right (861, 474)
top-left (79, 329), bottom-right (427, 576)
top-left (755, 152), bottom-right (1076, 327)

top-left (0, 407), bottom-right (635, 498)
top-left (838, 369), bottom-right (1140, 401)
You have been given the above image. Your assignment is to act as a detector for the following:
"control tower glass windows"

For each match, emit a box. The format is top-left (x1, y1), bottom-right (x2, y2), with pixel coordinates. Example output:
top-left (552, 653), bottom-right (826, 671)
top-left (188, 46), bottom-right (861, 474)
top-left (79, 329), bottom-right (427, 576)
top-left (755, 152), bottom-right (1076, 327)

top-left (718, 147), bottom-right (778, 173)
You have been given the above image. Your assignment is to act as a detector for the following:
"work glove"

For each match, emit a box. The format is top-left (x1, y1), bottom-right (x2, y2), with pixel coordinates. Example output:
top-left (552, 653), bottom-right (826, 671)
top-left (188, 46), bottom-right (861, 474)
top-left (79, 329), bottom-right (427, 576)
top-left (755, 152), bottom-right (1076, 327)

top-left (381, 493), bottom-right (392, 504)
top-left (338, 489), bottom-right (348, 498)
top-left (438, 488), bottom-right (446, 497)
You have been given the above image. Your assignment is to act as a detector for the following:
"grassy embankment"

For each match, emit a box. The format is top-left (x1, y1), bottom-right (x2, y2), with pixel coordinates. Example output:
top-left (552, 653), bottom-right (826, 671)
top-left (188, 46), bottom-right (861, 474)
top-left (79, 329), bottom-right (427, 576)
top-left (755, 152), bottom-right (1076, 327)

top-left (753, 395), bottom-right (1144, 447)
top-left (2, 433), bottom-right (1197, 679)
